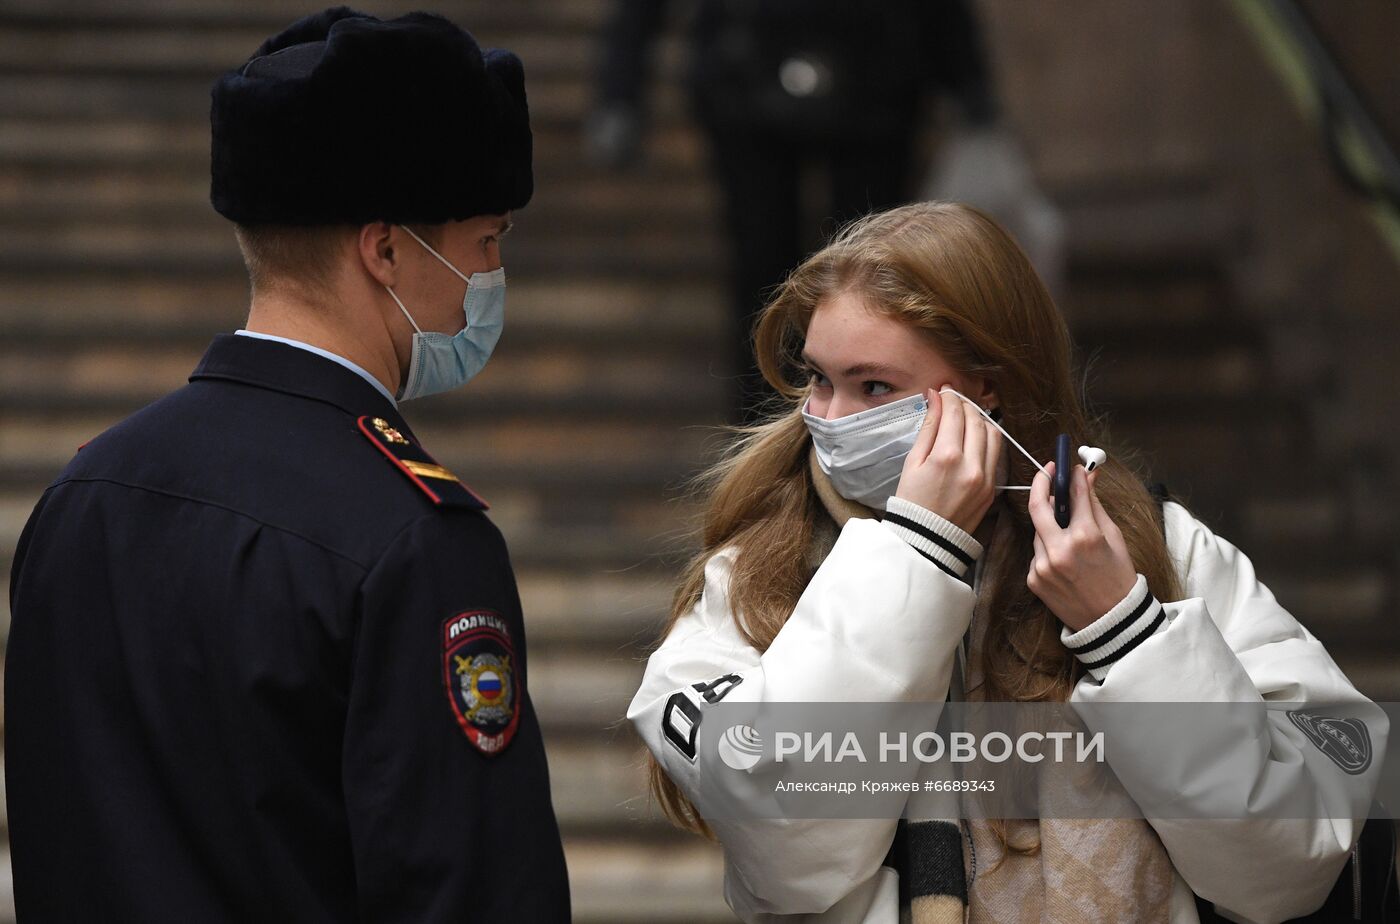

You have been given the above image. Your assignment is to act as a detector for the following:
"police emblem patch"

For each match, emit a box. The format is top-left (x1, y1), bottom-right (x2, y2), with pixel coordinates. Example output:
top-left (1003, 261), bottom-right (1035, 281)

top-left (1286, 709), bottom-right (1372, 775)
top-left (442, 610), bottom-right (520, 756)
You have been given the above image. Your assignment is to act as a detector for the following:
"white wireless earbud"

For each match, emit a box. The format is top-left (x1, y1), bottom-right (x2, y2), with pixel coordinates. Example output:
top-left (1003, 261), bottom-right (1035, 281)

top-left (1078, 446), bottom-right (1108, 472)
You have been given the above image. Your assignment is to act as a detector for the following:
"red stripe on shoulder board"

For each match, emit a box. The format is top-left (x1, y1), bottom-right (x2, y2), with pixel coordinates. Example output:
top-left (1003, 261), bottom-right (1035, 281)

top-left (356, 415), bottom-right (443, 505)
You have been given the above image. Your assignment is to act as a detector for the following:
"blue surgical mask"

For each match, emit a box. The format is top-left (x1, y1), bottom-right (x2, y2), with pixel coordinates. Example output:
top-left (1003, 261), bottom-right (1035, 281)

top-left (385, 225), bottom-right (505, 401)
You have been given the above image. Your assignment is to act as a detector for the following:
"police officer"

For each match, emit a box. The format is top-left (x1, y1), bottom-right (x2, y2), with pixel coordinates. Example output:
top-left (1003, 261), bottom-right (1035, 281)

top-left (5, 8), bottom-right (569, 921)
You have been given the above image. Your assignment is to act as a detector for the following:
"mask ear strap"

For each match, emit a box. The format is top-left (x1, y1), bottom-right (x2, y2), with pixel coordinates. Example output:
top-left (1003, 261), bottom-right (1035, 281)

top-left (384, 286), bottom-right (423, 335)
top-left (938, 386), bottom-right (1049, 491)
top-left (399, 224), bottom-right (472, 284)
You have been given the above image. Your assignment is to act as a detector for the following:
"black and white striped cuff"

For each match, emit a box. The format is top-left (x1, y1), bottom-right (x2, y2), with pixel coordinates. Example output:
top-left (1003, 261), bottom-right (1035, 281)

top-left (881, 496), bottom-right (983, 579)
top-left (1061, 574), bottom-right (1167, 682)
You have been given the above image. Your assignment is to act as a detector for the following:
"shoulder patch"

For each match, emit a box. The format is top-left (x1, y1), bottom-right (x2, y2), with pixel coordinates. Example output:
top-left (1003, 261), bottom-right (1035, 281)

top-left (443, 610), bottom-right (520, 756)
top-left (357, 415), bottom-right (488, 510)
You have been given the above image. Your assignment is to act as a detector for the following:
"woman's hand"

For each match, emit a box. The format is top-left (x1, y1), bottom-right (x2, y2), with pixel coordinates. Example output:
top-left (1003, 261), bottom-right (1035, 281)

top-left (1027, 461), bottom-right (1137, 632)
top-left (894, 389), bottom-right (1002, 534)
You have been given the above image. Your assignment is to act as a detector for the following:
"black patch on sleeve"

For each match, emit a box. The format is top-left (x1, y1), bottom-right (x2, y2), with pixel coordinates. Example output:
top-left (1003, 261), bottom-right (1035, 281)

top-left (692, 673), bottom-right (743, 704)
top-left (662, 692), bottom-right (701, 761)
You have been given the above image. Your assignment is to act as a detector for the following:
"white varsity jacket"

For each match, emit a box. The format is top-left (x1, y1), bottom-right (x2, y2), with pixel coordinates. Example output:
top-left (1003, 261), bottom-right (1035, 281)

top-left (627, 499), bottom-right (1387, 924)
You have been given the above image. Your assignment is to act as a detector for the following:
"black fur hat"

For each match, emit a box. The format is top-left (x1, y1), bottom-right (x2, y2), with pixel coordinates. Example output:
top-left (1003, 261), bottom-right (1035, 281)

top-left (210, 7), bottom-right (532, 226)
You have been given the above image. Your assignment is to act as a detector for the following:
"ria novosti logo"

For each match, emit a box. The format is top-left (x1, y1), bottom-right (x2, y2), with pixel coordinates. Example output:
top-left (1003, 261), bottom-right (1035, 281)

top-left (718, 724), bottom-right (764, 770)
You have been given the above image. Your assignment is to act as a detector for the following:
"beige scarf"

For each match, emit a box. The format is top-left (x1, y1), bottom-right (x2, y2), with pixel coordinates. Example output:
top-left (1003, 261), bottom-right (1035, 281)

top-left (806, 449), bottom-right (1175, 923)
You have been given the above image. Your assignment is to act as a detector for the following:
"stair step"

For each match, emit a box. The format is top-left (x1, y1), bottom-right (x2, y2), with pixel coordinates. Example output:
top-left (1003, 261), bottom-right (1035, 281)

top-left (1267, 569), bottom-right (1392, 640)
top-left (1063, 266), bottom-right (1234, 326)
top-left (0, 274), bottom-right (250, 327)
top-left (0, 227), bottom-right (723, 278)
top-left (0, 36), bottom-right (689, 109)
top-left (0, 170), bottom-right (714, 229)
top-left (1055, 175), bottom-right (1242, 270)
top-left (518, 568), bottom-right (673, 646)
top-left (1239, 494), bottom-right (1347, 544)
top-left (0, 26), bottom-right (319, 77)
top-left (495, 528), bottom-right (697, 574)
top-left (0, 121), bottom-right (205, 165)
top-left (1081, 342), bottom-right (1267, 403)
top-left (0, 411), bottom-right (721, 484)
top-left (0, 163), bottom-right (714, 225)
top-left (531, 648), bottom-right (645, 733)
top-left (0, 380), bottom-right (728, 422)
top-left (0, 122), bottom-right (707, 187)
top-left (1, 0), bottom-right (615, 31)
top-left (0, 343), bottom-right (1266, 418)
top-left (0, 494), bottom-right (704, 582)
top-left (0, 198), bottom-right (717, 251)
top-left (0, 330), bottom-right (1270, 414)
top-left (1095, 403), bottom-right (1295, 482)
top-left (0, 73), bottom-right (681, 126)
top-left (0, 276), bottom-right (727, 337)
top-left (490, 497), bottom-right (703, 564)
top-left (0, 28), bottom-right (683, 82)
top-left (0, 493), bottom-right (39, 555)
top-left (0, 551), bottom-right (686, 654)
top-left (544, 736), bottom-right (655, 833)
top-left (0, 433), bottom-right (727, 489)
top-left (0, 336), bottom-right (729, 412)
top-left (1326, 651), bottom-right (1400, 703)
top-left (564, 837), bottom-right (729, 923)
top-left (0, 560), bottom-right (678, 650)
top-left (1073, 316), bottom-right (1260, 346)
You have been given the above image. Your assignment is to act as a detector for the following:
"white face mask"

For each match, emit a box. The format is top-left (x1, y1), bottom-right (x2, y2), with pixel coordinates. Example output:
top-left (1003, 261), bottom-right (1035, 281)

top-left (802, 387), bottom-right (1055, 510)
top-left (802, 392), bottom-right (928, 509)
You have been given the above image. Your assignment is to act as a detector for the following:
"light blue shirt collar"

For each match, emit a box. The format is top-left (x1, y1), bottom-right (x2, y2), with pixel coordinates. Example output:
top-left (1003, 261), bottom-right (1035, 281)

top-left (234, 329), bottom-right (397, 407)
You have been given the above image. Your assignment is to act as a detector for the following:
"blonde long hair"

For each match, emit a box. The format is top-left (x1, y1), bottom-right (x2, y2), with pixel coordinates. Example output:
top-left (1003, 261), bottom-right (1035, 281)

top-left (648, 202), bottom-right (1182, 835)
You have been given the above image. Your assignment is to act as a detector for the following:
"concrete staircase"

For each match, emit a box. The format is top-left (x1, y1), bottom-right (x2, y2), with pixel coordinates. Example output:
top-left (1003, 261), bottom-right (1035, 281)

top-left (1, 2), bottom-right (1395, 921)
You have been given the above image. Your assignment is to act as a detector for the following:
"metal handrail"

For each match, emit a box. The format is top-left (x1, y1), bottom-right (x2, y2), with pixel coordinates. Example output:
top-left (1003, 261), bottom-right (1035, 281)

top-left (1230, 0), bottom-right (1400, 263)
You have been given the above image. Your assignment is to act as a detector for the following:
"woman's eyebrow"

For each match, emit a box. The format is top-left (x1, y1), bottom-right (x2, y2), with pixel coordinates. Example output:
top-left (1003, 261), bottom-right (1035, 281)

top-left (800, 353), bottom-right (903, 379)
top-left (795, 355), bottom-right (901, 380)
top-left (841, 362), bottom-right (903, 378)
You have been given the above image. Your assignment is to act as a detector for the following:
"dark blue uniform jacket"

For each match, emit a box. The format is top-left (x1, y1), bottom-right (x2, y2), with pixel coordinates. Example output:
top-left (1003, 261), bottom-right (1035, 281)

top-left (6, 333), bottom-right (570, 922)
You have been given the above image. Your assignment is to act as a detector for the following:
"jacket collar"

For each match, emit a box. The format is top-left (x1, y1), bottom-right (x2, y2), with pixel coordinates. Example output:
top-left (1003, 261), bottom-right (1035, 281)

top-left (189, 333), bottom-right (412, 432)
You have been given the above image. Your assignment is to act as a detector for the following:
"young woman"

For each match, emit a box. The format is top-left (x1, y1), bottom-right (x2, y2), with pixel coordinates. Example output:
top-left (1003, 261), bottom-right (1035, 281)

top-left (627, 202), bottom-right (1383, 923)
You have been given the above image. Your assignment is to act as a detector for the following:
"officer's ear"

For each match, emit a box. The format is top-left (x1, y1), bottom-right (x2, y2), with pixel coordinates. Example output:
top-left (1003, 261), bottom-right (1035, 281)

top-left (357, 222), bottom-right (401, 288)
